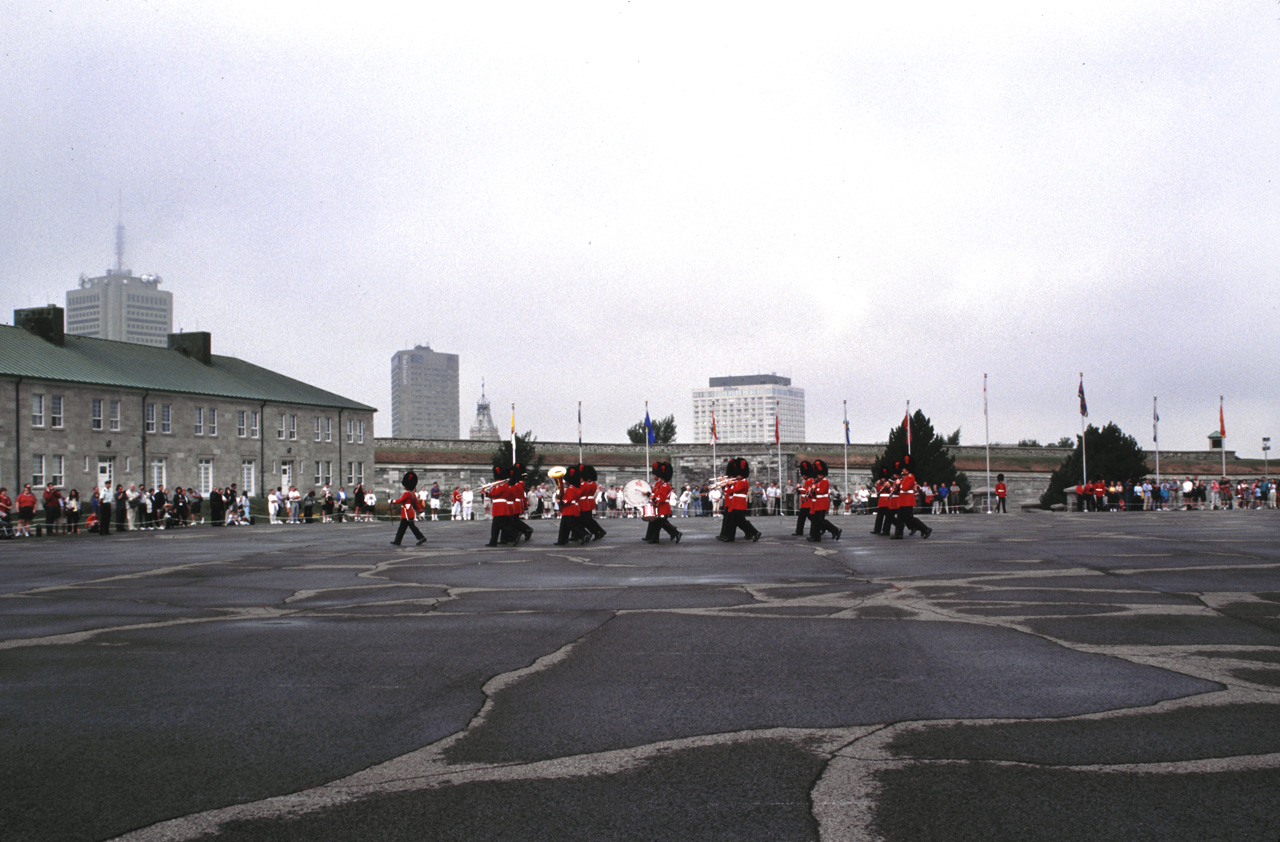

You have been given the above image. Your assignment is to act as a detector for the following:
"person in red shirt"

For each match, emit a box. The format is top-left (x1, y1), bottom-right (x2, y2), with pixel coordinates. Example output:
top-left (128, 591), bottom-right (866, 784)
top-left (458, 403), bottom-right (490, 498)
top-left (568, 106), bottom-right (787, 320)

top-left (892, 468), bottom-right (932, 539)
top-left (390, 471), bottom-right (426, 546)
top-left (994, 473), bottom-right (1008, 514)
top-left (643, 461), bottom-right (682, 544)
top-left (554, 466), bottom-right (590, 546)
top-left (16, 484), bottom-right (37, 537)
top-left (717, 458), bottom-right (761, 542)
top-left (0, 487), bottom-right (12, 538)
top-left (793, 461), bottom-right (813, 537)
top-left (579, 464), bottom-right (607, 542)
top-left (805, 459), bottom-right (842, 542)
top-left (485, 465), bottom-right (511, 547)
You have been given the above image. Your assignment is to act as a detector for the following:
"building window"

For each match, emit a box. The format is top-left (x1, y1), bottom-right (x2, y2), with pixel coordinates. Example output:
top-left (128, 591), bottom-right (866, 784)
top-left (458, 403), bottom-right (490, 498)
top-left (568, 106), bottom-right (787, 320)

top-left (161, 404), bottom-right (172, 434)
top-left (32, 394), bottom-right (44, 427)
top-left (208, 408), bottom-right (217, 437)
top-left (347, 419), bottom-right (354, 443)
top-left (50, 396), bottom-right (63, 429)
top-left (325, 417), bottom-right (332, 442)
top-left (109, 400), bottom-right (121, 432)
top-left (277, 413), bottom-right (286, 440)
top-left (250, 411), bottom-right (260, 439)
top-left (242, 460), bottom-right (256, 496)
top-left (357, 420), bottom-right (365, 444)
top-left (323, 461), bottom-right (332, 486)
top-left (145, 403), bottom-right (156, 434)
top-left (347, 461), bottom-right (354, 485)
top-left (151, 458), bottom-right (167, 490)
top-left (194, 407), bottom-right (204, 436)
top-left (289, 415), bottom-right (297, 441)
top-left (91, 399), bottom-right (103, 431)
top-left (314, 416), bottom-right (322, 442)
top-left (198, 459), bottom-right (214, 496)
top-left (357, 461), bottom-right (365, 485)
top-left (32, 454), bottom-right (45, 487)
top-left (314, 461), bottom-right (321, 485)
top-left (51, 456), bottom-right (64, 488)
top-left (237, 410), bottom-right (247, 438)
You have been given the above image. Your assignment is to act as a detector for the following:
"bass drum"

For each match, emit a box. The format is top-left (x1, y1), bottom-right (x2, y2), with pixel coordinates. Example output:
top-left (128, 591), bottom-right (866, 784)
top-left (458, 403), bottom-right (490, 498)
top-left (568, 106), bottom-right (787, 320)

top-left (641, 503), bottom-right (658, 522)
top-left (622, 479), bottom-right (652, 509)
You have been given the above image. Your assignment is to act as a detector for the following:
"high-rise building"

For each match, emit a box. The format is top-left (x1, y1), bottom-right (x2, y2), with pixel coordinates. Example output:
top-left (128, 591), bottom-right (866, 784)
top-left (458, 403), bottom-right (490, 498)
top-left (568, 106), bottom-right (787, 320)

top-left (390, 344), bottom-right (460, 439)
top-left (468, 382), bottom-right (500, 441)
top-left (692, 374), bottom-right (805, 444)
top-left (65, 221), bottom-right (172, 347)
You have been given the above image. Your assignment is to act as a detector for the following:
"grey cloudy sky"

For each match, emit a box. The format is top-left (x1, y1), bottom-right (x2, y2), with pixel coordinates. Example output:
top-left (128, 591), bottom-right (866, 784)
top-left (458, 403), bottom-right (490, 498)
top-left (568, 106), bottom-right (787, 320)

top-left (3, 1), bottom-right (1277, 455)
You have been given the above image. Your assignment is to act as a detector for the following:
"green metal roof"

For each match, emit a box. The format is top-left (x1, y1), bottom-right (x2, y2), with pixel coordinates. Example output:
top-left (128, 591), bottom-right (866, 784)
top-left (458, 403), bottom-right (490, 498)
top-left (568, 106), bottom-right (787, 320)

top-left (0, 325), bottom-right (375, 411)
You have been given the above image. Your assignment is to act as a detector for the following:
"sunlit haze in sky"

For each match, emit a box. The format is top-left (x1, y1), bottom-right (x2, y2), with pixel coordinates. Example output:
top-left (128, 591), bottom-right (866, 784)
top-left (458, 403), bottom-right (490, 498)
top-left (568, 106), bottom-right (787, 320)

top-left (3, 1), bottom-right (1277, 454)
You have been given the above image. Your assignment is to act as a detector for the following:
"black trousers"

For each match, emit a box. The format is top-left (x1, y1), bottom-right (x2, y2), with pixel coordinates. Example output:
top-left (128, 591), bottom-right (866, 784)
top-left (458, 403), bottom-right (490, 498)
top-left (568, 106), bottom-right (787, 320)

top-left (511, 514), bottom-right (533, 542)
top-left (581, 511), bottom-right (606, 539)
top-left (720, 509), bottom-right (759, 541)
top-left (873, 506), bottom-right (889, 534)
top-left (394, 518), bottom-right (425, 544)
top-left (488, 515), bottom-right (510, 546)
top-left (995, 497), bottom-right (1007, 513)
top-left (894, 506), bottom-right (927, 538)
top-left (645, 515), bottom-right (678, 541)
top-left (808, 509), bottom-right (840, 540)
top-left (556, 514), bottom-right (587, 544)
top-left (794, 508), bottom-right (809, 536)
top-left (99, 503), bottom-right (112, 535)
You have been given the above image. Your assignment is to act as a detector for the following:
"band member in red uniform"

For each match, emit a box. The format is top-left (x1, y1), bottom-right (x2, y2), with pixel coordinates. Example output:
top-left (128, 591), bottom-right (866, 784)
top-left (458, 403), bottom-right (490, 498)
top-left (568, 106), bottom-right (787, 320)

top-left (892, 466), bottom-right (932, 539)
top-left (507, 463), bottom-right (533, 544)
top-left (883, 467), bottom-right (902, 536)
top-left (485, 465), bottom-right (511, 547)
top-left (793, 461), bottom-right (813, 537)
top-left (806, 459), bottom-right (842, 542)
top-left (390, 471), bottom-right (427, 546)
top-left (871, 471), bottom-right (890, 535)
top-left (555, 466), bottom-right (590, 545)
top-left (994, 473), bottom-right (1008, 513)
top-left (644, 461), bottom-right (682, 543)
top-left (579, 464), bottom-right (607, 541)
top-left (717, 458), bottom-right (761, 542)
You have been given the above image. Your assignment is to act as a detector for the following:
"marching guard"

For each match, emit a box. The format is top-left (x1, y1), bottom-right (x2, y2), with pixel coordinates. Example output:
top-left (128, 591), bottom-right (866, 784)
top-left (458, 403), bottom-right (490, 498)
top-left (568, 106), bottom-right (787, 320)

top-left (794, 461), bottom-right (813, 537)
top-left (805, 459), bottom-right (842, 542)
top-left (892, 465), bottom-right (932, 539)
top-left (579, 465), bottom-right (607, 541)
top-left (643, 461), bottom-right (682, 543)
top-left (390, 471), bottom-right (427, 546)
top-left (717, 458), bottom-right (761, 543)
top-left (484, 465), bottom-right (511, 547)
top-left (872, 470), bottom-right (892, 536)
top-left (507, 463), bottom-right (533, 544)
top-left (554, 466), bottom-right (591, 546)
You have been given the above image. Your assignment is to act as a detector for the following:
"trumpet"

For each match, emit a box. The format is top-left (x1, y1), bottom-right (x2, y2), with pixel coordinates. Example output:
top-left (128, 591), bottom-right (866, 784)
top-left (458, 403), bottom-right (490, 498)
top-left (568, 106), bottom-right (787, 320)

top-left (477, 479), bottom-right (505, 493)
top-left (707, 475), bottom-right (733, 490)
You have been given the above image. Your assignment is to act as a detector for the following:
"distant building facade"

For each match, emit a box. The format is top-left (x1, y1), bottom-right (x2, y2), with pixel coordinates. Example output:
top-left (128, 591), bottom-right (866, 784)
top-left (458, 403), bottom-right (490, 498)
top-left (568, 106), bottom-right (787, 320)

top-left (1, 307), bottom-right (375, 499)
top-left (390, 345), bottom-right (459, 439)
top-left (65, 223), bottom-right (174, 347)
top-left (692, 374), bottom-right (805, 444)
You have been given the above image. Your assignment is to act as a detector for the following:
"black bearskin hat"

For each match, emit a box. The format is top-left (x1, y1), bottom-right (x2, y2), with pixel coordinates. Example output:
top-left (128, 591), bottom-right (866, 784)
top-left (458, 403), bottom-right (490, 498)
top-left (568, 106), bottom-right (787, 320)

top-left (510, 463), bottom-right (526, 482)
top-left (582, 465), bottom-right (597, 482)
top-left (799, 460), bottom-right (812, 478)
top-left (996, 473), bottom-right (1004, 482)
top-left (737, 458), bottom-right (751, 479)
top-left (813, 459), bottom-right (829, 477)
top-left (492, 464), bottom-right (508, 482)
top-left (651, 461), bottom-right (673, 481)
top-left (566, 465), bottom-right (581, 486)
top-left (725, 459), bottom-right (739, 478)
top-left (402, 471), bottom-right (419, 491)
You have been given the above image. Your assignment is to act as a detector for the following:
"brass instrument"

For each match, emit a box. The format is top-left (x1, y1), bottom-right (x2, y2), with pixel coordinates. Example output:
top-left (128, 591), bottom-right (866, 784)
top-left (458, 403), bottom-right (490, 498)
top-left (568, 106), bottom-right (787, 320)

top-left (707, 475), bottom-right (733, 490)
top-left (548, 466), bottom-right (567, 502)
top-left (477, 479), bottom-right (505, 493)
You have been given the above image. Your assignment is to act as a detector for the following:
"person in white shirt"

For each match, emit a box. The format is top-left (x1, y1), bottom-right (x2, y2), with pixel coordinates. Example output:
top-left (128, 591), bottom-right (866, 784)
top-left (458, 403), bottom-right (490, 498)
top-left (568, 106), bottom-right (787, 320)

top-left (461, 486), bottom-right (474, 521)
top-left (268, 488), bottom-right (281, 524)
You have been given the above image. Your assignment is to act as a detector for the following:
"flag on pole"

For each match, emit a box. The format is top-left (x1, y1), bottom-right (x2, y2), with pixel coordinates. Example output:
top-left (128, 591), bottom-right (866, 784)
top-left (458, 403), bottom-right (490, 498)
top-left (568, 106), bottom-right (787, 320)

top-left (774, 410), bottom-right (780, 445)
top-left (510, 403), bottom-right (516, 463)
top-left (1153, 397), bottom-right (1159, 443)
top-left (577, 401), bottom-right (582, 449)
top-left (710, 409), bottom-right (718, 444)
top-left (844, 416), bottom-right (850, 445)
top-left (645, 406), bottom-right (655, 444)
top-left (1078, 376), bottom-right (1088, 418)
top-left (1219, 396), bottom-right (1226, 437)
top-left (903, 403), bottom-right (911, 463)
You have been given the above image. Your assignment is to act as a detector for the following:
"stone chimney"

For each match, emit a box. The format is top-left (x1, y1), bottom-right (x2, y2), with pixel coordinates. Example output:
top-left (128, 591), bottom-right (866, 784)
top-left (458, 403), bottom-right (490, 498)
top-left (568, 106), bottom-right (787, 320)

top-left (168, 331), bottom-right (212, 364)
top-left (14, 306), bottom-right (65, 346)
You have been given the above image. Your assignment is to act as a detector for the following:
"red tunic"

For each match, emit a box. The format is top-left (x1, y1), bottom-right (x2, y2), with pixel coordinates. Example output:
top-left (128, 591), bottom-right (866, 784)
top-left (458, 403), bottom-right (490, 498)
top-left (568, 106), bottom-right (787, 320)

top-left (650, 479), bottom-right (672, 516)
top-left (490, 482), bottom-right (510, 517)
top-left (727, 479), bottom-right (749, 512)
top-left (798, 478), bottom-right (812, 511)
top-left (809, 477), bottom-right (830, 513)
top-left (560, 484), bottom-right (580, 518)
top-left (578, 480), bottom-right (596, 515)
top-left (898, 473), bottom-right (917, 508)
top-left (509, 480), bottom-right (526, 516)
top-left (995, 482), bottom-right (1007, 499)
top-left (392, 490), bottom-right (420, 521)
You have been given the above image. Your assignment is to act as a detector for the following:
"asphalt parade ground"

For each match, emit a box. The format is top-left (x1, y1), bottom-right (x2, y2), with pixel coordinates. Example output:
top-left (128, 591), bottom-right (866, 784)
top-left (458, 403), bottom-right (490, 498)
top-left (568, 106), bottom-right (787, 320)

top-left (2, 510), bottom-right (1279, 842)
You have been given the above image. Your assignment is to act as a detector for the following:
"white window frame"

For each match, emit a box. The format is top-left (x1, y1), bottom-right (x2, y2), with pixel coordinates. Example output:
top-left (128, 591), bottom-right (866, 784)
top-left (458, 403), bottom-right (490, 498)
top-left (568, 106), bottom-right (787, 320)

top-left (314, 461), bottom-right (321, 485)
top-left (346, 419), bottom-right (354, 443)
top-left (194, 407), bottom-right (204, 436)
top-left (357, 461), bottom-right (365, 485)
top-left (357, 420), bottom-right (365, 444)
top-left (145, 403), bottom-right (156, 434)
top-left (241, 459), bottom-right (256, 496)
top-left (50, 396), bottom-right (63, 429)
top-left (91, 399), bottom-right (103, 431)
top-left (325, 417), bottom-right (332, 442)
top-left (250, 410), bottom-right (260, 439)
top-left (32, 394), bottom-right (44, 427)
top-left (347, 461), bottom-right (354, 485)
top-left (323, 461), bottom-right (332, 486)
top-left (208, 408), bottom-right (217, 437)
top-left (51, 455), bottom-right (64, 488)
top-left (32, 454), bottom-right (45, 487)
top-left (161, 404), bottom-right (172, 434)
top-left (277, 413), bottom-right (286, 440)
top-left (289, 415), bottom-right (297, 441)
top-left (314, 416), bottom-right (322, 442)
top-left (151, 458), bottom-right (167, 490)
top-left (198, 458), bottom-right (214, 496)
top-left (237, 410), bottom-right (247, 438)
top-left (109, 400), bottom-right (121, 432)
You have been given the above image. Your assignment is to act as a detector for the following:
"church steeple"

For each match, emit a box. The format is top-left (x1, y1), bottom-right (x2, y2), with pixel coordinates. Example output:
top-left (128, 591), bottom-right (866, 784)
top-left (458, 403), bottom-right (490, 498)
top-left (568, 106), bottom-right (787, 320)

top-left (469, 380), bottom-right (500, 441)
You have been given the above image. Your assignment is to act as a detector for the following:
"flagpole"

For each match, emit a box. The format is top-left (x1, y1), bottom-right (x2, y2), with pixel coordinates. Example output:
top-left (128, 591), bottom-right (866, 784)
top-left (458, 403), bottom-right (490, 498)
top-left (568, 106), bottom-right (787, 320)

top-left (644, 400), bottom-right (650, 471)
top-left (984, 374), bottom-right (991, 514)
top-left (510, 403), bottom-right (516, 465)
top-left (906, 399), bottom-right (911, 463)
top-left (776, 399), bottom-right (782, 507)
top-left (1221, 396), bottom-right (1226, 478)
top-left (577, 400), bottom-right (583, 464)
top-left (1153, 396), bottom-right (1160, 489)
top-left (711, 401), bottom-right (717, 480)
top-left (1080, 374), bottom-right (1087, 488)
top-left (842, 399), bottom-right (849, 494)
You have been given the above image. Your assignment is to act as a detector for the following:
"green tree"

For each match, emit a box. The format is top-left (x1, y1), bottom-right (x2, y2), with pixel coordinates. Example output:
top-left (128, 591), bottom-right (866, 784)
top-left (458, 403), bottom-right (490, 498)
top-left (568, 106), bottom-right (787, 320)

top-left (872, 410), bottom-right (970, 505)
top-left (491, 431), bottom-right (547, 489)
top-left (1018, 438), bottom-right (1042, 447)
top-left (1039, 422), bottom-right (1149, 508)
top-left (946, 428), bottom-right (961, 446)
top-left (1051, 436), bottom-right (1075, 448)
top-left (627, 414), bottom-right (677, 444)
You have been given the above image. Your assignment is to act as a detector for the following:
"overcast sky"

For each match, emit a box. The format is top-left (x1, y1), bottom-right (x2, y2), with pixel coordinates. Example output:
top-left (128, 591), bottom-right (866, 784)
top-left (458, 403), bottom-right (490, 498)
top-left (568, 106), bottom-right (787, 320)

top-left (3, 1), bottom-right (1277, 456)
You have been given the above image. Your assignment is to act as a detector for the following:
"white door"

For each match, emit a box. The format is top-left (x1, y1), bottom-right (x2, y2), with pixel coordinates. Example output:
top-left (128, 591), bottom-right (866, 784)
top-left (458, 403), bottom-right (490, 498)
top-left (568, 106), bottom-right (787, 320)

top-left (98, 457), bottom-right (114, 495)
top-left (280, 460), bottom-right (293, 491)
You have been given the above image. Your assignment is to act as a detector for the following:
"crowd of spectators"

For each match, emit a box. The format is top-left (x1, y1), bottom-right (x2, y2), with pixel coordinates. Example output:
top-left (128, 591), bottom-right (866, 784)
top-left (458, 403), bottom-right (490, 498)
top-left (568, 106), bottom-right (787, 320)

top-left (1072, 477), bottom-right (1277, 512)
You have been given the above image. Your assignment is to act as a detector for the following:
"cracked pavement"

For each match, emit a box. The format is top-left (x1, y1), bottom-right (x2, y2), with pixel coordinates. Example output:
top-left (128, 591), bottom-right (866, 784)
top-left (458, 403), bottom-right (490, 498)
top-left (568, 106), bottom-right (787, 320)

top-left (2, 511), bottom-right (1278, 841)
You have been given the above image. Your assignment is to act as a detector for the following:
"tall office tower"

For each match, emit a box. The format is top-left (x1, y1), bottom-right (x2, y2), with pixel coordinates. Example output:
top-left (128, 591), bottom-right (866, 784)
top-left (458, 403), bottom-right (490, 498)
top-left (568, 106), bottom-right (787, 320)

top-left (65, 221), bottom-right (173, 346)
top-left (390, 344), bottom-right (460, 439)
top-left (468, 381), bottom-right (500, 441)
top-left (692, 374), bottom-right (806, 444)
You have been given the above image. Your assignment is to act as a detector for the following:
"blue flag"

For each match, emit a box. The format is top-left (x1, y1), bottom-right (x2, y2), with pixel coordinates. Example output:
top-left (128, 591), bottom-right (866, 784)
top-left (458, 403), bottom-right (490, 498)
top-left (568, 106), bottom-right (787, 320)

top-left (844, 418), bottom-right (851, 445)
top-left (644, 409), bottom-right (655, 444)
